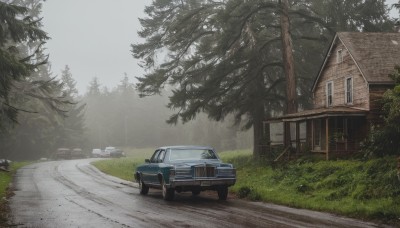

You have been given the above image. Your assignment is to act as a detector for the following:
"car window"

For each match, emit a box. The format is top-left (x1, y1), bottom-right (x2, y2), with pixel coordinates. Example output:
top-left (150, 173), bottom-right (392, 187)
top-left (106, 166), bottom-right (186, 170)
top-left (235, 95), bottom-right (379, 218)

top-left (157, 150), bottom-right (166, 163)
top-left (168, 149), bottom-right (218, 161)
top-left (150, 150), bottom-right (161, 163)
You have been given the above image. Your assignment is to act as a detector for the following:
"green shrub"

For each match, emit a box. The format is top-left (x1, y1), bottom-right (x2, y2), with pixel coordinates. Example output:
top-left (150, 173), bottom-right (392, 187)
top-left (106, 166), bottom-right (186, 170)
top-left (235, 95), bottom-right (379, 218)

top-left (92, 148), bottom-right (400, 222)
top-left (237, 186), bottom-right (252, 198)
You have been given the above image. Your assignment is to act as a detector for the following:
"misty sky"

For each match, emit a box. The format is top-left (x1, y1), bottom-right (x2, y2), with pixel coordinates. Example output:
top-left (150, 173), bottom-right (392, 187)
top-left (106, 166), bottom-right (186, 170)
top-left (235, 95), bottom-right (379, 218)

top-left (41, 0), bottom-right (399, 95)
top-left (41, 0), bottom-right (151, 94)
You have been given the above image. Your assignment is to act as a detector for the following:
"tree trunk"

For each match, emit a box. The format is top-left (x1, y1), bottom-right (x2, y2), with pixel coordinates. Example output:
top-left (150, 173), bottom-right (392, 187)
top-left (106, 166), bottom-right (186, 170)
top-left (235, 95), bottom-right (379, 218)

top-left (251, 57), bottom-right (266, 157)
top-left (252, 103), bottom-right (265, 157)
top-left (280, 0), bottom-right (297, 147)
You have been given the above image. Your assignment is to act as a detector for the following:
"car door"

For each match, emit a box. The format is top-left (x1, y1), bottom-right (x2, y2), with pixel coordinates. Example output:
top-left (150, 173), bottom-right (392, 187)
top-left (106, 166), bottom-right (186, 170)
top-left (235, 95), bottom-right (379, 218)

top-left (148, 149), bottom-right (166, 185)
top-left (142, 150), bottom-right (160, 185)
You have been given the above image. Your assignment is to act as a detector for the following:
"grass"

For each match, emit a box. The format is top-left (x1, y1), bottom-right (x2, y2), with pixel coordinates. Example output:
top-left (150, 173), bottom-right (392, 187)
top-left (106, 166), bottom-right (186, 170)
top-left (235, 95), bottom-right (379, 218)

top-left (227, 153), bottom-right (400, 223)
top-left (91, 148), bottom-right (400, 224)
top-left (0, 162), bottom-right (31, 200)
top-left (92, 147), bottom-right (154, 181)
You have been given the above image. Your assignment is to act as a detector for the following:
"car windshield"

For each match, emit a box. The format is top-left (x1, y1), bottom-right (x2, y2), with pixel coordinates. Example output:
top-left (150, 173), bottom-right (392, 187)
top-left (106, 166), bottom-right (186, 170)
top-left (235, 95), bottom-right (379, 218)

top-left (168, 149), bottom-right (218, 161)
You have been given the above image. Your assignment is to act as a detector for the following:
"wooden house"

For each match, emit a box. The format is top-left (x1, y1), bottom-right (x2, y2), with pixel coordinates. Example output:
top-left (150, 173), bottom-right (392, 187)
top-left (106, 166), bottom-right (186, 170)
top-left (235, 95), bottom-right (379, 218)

top-left (265, 32), bottom-right (400, 160)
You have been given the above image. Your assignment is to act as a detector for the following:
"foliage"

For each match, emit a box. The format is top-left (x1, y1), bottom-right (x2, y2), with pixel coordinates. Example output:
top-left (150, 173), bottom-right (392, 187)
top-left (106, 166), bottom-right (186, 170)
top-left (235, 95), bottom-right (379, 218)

top-left (308, 0), bottom-right (393, 32)
top-left (226, 155), bottom-right (400, 221)
top-left (132, 0), bottom-right (393, 156)
top-left (0, 161), bottom-right (31, 199)
top-left (361, 66), bottom-right (400, 157)
top-left (0, 0), bottom-right (71, 127)
top-left (0, 0), bottom-right (84, 160)
top-left (93, 149), bottom-right (400, 222)
top-left (51, 65), bottom-right (86, 150)
top-left (93, 158), bottom-right (138, 181)
top-left (132, 0), bottom-right (324, 156)
top-left (0, 63), bottom-right (86, 160)
top-left (83, 76), bottom-right (252, 151)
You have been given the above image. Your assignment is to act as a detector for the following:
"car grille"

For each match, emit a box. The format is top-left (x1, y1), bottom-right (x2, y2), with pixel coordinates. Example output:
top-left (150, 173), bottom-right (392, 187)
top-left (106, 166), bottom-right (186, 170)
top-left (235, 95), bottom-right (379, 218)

top-left (194, 166), bottom-right (215, 177)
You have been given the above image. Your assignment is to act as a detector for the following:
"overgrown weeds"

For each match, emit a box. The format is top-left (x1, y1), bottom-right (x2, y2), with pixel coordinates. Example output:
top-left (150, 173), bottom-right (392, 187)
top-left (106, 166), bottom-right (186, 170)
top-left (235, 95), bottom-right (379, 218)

top-left (224, 152), bottom-right (400, 222)
top-left (92, 149), bottom-right (400, 223)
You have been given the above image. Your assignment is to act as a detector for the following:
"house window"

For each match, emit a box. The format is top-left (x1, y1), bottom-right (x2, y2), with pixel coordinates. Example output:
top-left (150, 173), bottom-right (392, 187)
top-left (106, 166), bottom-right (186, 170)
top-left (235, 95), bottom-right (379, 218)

top-left (337, 49), bottom-right (343, 63)
top-left (326, 81), bottom-right (333, 107)
top-left (345, 77), bottom-right (353, 104)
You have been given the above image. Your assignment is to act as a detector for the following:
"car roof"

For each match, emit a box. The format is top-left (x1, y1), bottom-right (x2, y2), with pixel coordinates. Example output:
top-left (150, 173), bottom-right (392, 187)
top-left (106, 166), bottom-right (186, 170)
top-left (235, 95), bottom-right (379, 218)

top-left (156, 145), bottom-right (214, 150)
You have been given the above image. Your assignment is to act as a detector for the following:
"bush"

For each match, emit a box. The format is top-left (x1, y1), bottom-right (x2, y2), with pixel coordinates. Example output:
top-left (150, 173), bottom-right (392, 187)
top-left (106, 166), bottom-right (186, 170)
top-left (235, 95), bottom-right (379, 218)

top-left (362, 66), bottom-right (400, 157)
top-left (237, 186), bottom-right (252, 198)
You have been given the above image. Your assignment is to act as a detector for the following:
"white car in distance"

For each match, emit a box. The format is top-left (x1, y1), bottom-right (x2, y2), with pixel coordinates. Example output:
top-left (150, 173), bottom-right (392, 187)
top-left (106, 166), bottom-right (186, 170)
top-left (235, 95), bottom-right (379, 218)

top-left (103, 147), bottom-right (116, 157)
top-left (92, 149), bottom-right (102, 157)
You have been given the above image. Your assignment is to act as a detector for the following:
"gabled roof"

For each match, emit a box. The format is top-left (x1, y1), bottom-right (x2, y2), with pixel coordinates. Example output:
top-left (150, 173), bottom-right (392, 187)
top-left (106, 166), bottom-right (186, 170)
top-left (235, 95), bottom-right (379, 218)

top-left (312, 32), bottom-right (400, 91)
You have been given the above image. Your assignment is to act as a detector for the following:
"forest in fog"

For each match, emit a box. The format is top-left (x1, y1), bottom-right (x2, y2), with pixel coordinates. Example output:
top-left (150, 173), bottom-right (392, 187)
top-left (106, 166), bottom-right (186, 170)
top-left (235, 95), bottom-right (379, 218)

top-left (84, 75), bottom-right (252, 153)
top-left (0, 64), bottom-right (251, 160)
top-left (1, 0), bottom-right (399, 160)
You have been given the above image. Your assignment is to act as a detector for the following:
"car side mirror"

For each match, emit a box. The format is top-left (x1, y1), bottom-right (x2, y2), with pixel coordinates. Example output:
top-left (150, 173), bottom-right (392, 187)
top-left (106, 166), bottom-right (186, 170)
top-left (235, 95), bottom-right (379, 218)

top-left (145, 159), bottom-right (150, 163)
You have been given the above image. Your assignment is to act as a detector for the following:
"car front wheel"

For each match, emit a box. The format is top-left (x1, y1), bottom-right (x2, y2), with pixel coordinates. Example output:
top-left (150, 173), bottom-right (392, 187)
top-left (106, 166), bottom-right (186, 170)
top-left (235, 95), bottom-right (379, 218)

top-left (217, 186), bottom-right (228, 200)
top-left (162, 180), bottom-right (175, 201)
top-left (138, 176), bottom-right (149, 195)
top-left (192, 189), bottom-right (201, 196)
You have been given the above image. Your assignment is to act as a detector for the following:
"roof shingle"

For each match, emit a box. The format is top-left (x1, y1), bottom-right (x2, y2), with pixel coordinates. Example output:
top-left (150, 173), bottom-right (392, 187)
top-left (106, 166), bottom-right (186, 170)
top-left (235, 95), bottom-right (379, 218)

top-left (338, 32), bottom-right (400, 84)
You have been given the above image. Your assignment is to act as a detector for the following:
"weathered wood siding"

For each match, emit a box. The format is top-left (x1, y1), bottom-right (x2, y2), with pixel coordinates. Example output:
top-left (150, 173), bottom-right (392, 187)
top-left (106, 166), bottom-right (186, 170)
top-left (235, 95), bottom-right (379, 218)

top-left (313, 42), bottom-right (369, 110)
top-left (367, 85), bottom-right (392, 125)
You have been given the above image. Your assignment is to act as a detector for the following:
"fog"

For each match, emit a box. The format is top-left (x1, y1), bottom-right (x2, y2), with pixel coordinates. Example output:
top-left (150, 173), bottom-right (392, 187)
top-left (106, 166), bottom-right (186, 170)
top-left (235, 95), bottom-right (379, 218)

top-left (1, 0), bottom-right (399, 161)
top-left (83, 78), bottom-right (252, 153)
top-left (41, 0), bottom-right (150, 94)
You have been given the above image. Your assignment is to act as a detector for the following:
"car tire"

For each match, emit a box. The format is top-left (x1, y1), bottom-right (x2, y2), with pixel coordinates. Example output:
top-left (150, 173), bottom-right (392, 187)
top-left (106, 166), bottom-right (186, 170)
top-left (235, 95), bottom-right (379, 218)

top-left (217, 186), bottom-right (228, 200)
top-left (139, 179), bottom-right (149, 195)
top-left (162, 180), bottom-right (174, 201)
top-left (192, 189), bottom-right (201, 196)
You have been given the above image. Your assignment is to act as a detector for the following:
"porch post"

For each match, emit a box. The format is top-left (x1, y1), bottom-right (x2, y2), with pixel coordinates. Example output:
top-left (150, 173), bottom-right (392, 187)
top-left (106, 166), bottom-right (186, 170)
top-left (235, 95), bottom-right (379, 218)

top-left (311, 119), bottom-right (314, 151)
top-left (296, 122), bottom-right (300, 154)
top-left (325, 117), bottom-right (329, 160)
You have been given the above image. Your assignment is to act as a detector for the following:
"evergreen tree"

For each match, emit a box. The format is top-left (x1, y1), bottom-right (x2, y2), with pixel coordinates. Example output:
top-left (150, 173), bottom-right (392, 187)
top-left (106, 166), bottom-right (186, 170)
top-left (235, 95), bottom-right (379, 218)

top-left (0, 1), bottom-right (46, 122)
top-left (61, 65), bottom-right (79, 99)
top-left (0, 0), bottom-right (81, 159)
top-left (132, 0), bottom-right (330, 156)
top-left (52, 66), bottom-right (86, 149)
top-left (0, 0), bottom-right (70, 129)
top-left (308, 0), bottom-right (392, 32)
top-left (132, 0), bottom-right (393, 156)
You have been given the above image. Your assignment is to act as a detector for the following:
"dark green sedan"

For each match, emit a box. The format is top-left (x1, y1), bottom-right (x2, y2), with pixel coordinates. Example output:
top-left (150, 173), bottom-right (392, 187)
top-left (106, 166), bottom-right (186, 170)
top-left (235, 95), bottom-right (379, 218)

top-left (134, 146), bottom-right (236, 201)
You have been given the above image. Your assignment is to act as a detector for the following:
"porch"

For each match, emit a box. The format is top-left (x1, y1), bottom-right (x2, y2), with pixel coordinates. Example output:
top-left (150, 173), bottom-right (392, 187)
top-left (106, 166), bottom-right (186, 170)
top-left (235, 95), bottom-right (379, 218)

top-left (261, 107), bottom-right (368, 160)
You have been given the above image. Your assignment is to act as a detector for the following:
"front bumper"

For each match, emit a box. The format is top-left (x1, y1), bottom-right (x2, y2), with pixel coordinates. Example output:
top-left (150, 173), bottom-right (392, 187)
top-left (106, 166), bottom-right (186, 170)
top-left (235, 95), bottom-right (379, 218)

top-left (169, 178), bottom-right (236, 188)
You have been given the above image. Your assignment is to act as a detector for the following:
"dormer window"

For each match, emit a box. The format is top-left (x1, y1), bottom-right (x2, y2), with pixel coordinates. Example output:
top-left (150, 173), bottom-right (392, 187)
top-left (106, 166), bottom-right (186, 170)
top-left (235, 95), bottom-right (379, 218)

top-left (326, 81), bottom-right (333, 107)
top-left (337, 49), bottom-right (343, 63)
top-left (345, 77), bottom-right (353, 104)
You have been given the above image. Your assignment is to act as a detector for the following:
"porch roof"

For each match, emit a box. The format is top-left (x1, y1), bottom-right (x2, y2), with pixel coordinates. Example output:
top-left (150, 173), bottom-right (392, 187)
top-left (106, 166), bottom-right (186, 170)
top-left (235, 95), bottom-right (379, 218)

top-left (265, 106), bottom-right (368, 123)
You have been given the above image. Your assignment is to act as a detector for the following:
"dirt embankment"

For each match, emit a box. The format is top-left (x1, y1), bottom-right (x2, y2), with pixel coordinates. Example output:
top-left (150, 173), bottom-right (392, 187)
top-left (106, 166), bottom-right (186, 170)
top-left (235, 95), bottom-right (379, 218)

top-left (0, 184), bottom-right (15, 226)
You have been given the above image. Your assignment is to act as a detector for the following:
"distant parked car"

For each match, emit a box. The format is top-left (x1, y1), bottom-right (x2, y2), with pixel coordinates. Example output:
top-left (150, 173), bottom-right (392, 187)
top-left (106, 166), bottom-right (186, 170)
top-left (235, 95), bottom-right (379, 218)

top-left (91, 149), bottom-right (102, 158)
top-left (55, 148), bottom-right (71, 160)
top-left (71, 148), bottom-right (85, 158)
top-left (110, 149), bottom-right (125, 158)
top-left (0, 159), bottom-right (11, 171)
top-left (134, 146), bottom-right (236, 201)
top-left (103, 146), bottom-right (115, 157)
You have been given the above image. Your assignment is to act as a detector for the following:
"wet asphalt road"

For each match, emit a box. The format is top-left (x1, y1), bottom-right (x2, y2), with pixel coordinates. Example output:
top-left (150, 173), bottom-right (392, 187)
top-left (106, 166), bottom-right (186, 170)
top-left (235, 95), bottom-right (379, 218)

top-left (8, 159), bottom-right (388, 228)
